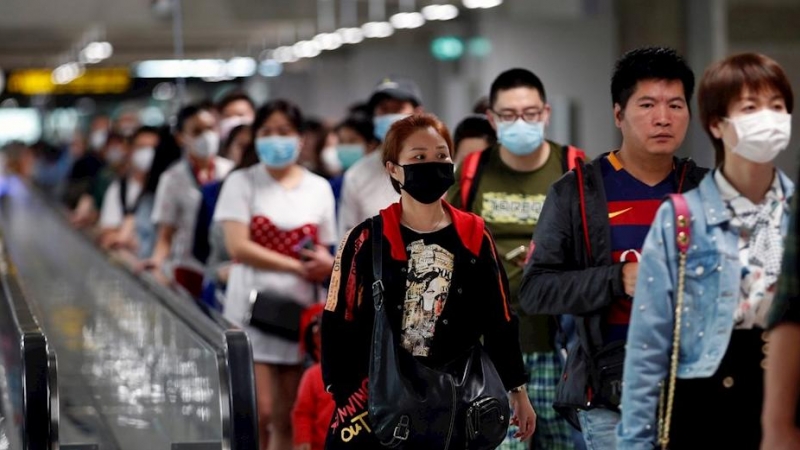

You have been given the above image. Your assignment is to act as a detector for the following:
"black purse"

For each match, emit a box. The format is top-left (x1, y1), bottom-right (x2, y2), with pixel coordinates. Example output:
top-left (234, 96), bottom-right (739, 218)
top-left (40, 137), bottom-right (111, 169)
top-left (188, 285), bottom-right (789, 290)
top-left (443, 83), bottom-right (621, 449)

top-left (367, 217), bottom-right (510, 450)
top-left (245, 289), bottom-right (306, 342)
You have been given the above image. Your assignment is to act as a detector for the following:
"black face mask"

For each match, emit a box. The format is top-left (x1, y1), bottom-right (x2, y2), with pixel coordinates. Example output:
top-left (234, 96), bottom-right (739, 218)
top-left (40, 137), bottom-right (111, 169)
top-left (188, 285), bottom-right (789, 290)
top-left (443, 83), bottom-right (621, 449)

top-left (397, 162), bottom-right (455, 204)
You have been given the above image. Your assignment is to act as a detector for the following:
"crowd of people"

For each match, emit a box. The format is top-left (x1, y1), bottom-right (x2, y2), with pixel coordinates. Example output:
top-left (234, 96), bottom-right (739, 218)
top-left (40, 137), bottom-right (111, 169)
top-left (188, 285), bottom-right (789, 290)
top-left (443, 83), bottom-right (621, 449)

top-left (3, 45), bottom-right (800, 450)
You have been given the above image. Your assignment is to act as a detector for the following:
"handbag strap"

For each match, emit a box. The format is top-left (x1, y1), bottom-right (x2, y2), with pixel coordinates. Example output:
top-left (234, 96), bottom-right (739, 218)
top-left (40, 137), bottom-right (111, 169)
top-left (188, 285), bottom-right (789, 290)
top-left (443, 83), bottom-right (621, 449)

top-left (371, 216), bottom-right (385, 311)
top-left (658, 194), bottom-right (691, 450)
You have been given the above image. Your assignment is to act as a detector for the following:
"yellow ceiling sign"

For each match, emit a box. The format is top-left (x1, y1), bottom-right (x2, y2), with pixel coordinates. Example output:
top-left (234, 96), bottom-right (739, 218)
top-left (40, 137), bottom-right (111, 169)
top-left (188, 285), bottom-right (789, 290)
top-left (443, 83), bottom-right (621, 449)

top-left (7, 68), bottom-right (131, 95)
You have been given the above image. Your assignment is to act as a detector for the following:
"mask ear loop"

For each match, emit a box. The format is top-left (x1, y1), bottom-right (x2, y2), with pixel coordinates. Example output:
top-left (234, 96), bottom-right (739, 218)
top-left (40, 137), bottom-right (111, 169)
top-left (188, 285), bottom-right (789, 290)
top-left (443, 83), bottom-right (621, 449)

top-left (387, 161), bottom-right (405, 191)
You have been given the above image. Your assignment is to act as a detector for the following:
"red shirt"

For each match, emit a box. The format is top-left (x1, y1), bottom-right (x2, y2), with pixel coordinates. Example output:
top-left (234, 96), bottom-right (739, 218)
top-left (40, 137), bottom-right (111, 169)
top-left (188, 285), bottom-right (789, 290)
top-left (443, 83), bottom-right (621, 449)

top-left (293, 363), bottom-right (336, 450)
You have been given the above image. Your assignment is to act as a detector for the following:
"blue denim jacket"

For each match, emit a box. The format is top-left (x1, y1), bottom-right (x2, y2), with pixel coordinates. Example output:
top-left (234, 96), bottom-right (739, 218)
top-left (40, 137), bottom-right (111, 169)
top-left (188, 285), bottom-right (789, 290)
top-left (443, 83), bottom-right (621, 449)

top-left (616, 170), bottom-right (794, 450)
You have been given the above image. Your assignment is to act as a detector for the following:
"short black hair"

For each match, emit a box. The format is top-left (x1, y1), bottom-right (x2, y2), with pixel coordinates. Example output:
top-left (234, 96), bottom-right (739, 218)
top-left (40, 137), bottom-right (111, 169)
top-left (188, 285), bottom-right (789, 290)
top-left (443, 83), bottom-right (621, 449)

top-left (347, 102), bottom-right (373, 119)
top-left (336, 113), bottom-right (378, 144)
top-left (216, 91), bottom-right (255, 114)
top-left (131, 125), bottom-right (159, 142)
top-left (490, 69), bottom-right (547, 107)
top-left (176, 102), bottom-right (214, 133)
top-left (453, 114), bottom-right (496, 150)
top-left (611, 46), bottom-right (695, 109)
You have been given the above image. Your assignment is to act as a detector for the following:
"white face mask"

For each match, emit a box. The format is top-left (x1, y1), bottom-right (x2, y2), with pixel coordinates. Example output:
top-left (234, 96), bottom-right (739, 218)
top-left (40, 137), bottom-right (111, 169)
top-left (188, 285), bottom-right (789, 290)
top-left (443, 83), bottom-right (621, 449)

top-left (186, 130), bottom-right (220, 159)
top-left (320, 146), bottom-right (343, 175)
top-left (90, 130), bottom-right (107, 151)
top-left (131, 147), bottom-right (155, 173)
top-left (725, 109), bottom-right (792, 163)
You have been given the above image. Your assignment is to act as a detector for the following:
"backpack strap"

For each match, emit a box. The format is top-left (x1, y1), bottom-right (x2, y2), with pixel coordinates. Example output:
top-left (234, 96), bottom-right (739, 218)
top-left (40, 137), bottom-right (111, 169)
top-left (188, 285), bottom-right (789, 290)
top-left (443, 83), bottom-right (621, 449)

top-left (561, 145), bottom-right (586, 172)
top-left (574, 161), bottom-right (593, 265)
top-left (459, 148), bottom-right (492, 211)
top-left (371, 216), bottom-right (385, 310)
top-left (118, 177), bottom-right (130, 215)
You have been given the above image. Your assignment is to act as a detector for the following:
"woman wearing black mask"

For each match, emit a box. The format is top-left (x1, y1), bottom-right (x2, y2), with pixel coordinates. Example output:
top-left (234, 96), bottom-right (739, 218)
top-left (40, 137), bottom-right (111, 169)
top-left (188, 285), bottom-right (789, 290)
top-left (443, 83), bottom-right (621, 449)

top-left (321, 114), bottom-right (536, 449)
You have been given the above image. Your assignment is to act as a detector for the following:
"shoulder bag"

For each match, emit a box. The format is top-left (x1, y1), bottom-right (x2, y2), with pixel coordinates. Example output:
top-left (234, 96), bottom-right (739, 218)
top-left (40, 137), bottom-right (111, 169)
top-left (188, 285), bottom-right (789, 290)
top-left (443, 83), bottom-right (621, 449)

top-left (367, 216), bottom-right (510, 450)
top-left (657, 193), bottom-right (692, 450)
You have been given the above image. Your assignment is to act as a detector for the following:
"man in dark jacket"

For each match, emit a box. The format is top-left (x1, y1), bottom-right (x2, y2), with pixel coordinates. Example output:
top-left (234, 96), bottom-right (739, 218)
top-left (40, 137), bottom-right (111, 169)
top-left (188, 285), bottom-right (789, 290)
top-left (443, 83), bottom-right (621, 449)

top-left (519, 47), bottom-right (708, 450)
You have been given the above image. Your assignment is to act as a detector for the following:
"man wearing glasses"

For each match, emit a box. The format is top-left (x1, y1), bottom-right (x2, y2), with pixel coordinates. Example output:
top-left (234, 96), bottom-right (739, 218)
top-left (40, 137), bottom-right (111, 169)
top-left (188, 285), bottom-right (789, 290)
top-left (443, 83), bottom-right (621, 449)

top-left (448, 68), bottom-right (584, 450)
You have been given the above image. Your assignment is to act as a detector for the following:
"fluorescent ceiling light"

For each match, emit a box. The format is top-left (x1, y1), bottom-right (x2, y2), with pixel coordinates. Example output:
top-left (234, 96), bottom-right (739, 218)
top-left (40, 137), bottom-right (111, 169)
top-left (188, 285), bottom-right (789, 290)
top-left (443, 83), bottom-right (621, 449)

top-left (135, 58), bottom-right (257, 79)
top-left (259, 59), bottom-right (283, 77)
top-left (337, 27), bottom-right (365, 44)
top-left (462, 0), bottom-right (503, 9)
top-left (80, 41), bottom-right (114, 64)
top-left (292, 40), bottom-right (322, 59)
top-left (272, 46), bottom-right (299, 64)
top-left (226, 57), bottom-right (257, 77)
top-left (389, 12), bottom-right (426, 29)
top-left (51, 63), bottom-right (84, 85)
top-left (362, 21), bottom-right (395, 38)
top-left (422, 4), bottom-right (459, 20)
top-left (313, 32), bottom-right (344, 51)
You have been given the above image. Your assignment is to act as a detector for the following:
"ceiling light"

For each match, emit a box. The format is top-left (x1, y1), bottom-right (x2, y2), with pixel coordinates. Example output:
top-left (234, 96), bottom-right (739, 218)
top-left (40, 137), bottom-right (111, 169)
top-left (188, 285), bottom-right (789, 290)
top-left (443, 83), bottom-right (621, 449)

top-left (226, 57), bottom-right (257, 77)
top-left (135, 58), bottom-right (257, 79)
top-left (336, 27), bottom-right (365, 44)
top-left (51, 63), bottom-right (84, 85)
top-left (259, 59), bottom-right (283, 77)
top-left (422, 4), bottom-right (459, 21)
top-left (389, 12), bottom-right (426, 29)
top-left (362, 21), bottom-right (395, 38)
top-left (292, 40), bottom-right (322, 59)
top-left (272, 47), bottom-right (299, 64)
top-left (313, 32), bottom-right (344, 51)
top-left (80, 41), bottom-right (114, 64)
top-left (462, 0), bottom-right (503, 9)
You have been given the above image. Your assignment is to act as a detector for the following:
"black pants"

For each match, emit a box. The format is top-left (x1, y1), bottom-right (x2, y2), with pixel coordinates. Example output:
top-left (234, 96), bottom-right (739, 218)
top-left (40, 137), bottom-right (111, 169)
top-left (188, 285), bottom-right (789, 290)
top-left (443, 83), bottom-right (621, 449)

top-left (666, 329), bottom-right (766, 449)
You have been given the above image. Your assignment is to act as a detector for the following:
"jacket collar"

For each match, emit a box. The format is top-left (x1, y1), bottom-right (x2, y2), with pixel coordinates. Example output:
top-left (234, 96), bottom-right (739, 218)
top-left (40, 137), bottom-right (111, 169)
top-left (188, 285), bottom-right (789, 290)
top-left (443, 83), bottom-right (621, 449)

top-left (379, 200), bottom-right (485, 261)
top-left (698, 168), bottom-right (795, 226)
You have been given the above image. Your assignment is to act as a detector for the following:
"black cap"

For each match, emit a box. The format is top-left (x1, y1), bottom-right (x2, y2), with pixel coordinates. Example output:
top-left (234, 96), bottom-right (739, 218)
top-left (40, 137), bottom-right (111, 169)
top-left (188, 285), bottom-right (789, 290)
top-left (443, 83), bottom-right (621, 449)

top-left (368, 76), bottom-right (423, 111)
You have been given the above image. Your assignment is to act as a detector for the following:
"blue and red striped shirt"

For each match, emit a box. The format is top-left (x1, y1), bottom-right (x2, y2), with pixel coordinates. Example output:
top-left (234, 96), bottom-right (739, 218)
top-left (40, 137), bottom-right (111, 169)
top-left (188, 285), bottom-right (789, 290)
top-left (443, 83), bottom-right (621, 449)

top-left (602, 152), bottom-right (675, 342)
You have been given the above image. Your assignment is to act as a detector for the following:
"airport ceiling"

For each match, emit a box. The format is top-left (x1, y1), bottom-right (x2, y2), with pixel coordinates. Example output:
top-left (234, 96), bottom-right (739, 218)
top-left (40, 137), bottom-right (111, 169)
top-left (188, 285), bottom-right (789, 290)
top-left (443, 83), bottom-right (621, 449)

top-left (0, 0), bottom-right (435, 69)
top-left (0, 0), bottom-right (799, 70)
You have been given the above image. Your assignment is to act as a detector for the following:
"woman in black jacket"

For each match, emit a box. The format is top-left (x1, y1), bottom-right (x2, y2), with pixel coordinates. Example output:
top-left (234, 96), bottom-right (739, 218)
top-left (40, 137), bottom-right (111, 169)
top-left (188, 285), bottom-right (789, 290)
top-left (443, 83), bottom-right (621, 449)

top-left (321, 113), bottom-right (535, 449)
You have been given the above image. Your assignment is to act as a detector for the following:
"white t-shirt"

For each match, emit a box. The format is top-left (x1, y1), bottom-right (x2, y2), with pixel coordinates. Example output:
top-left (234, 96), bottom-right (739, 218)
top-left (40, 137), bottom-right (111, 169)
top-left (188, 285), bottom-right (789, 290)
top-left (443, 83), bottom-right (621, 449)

top-left (151, 157), bottom-right (234, 269)
top-left (214, 164), bottom-right (336, 364)
top-left (99, 177), bottom-right (143, 228)
top-left (337, 150), bottom-right (400, 239)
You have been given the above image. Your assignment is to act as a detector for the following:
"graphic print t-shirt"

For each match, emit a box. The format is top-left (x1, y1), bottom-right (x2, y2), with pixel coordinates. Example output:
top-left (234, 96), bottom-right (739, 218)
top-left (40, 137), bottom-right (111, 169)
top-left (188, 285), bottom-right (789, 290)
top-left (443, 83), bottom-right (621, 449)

top-left (448, 142), bottom-right (566, 352)
top-left (399, 224), bottom-right (459, 358)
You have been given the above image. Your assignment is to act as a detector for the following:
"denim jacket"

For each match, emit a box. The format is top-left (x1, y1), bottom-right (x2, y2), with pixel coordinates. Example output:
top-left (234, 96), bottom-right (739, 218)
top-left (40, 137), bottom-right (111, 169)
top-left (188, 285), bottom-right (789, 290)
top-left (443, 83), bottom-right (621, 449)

top-left (616, 170), bottom-right (795, 450)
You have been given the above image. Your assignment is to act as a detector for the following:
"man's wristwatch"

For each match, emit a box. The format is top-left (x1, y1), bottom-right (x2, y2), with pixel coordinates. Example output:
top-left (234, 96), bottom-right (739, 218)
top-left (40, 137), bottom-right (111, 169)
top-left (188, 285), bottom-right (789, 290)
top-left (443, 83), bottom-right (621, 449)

top-left (509, 384), bottom-right (526, 394)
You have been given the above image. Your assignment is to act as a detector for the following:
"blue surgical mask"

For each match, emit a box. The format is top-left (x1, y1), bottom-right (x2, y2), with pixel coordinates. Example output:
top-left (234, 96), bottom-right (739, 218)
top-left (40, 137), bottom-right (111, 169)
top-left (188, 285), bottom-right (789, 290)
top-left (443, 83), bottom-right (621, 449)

top-left (497, 119), bottom-right (545, 156)
top-left (255, 136), bottom-right (300, 168)
top-left (336, 144), bottom-right (366, 170)
top-left (373, 113), bottom-right (409, 141)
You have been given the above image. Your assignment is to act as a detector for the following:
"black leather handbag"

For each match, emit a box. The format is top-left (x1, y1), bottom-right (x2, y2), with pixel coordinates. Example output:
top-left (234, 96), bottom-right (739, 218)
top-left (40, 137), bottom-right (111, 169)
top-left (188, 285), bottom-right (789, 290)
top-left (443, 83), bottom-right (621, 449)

top-left (367, 217), bottom-right (510, 450)
top-left (245, 289), bottom-right (306, 342)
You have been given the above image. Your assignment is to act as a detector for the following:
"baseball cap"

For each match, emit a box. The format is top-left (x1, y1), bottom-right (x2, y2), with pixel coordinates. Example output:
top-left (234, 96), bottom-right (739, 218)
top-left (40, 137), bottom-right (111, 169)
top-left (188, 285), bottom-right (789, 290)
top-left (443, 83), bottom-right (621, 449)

top-left (368, 76), bottom-right (423, 111)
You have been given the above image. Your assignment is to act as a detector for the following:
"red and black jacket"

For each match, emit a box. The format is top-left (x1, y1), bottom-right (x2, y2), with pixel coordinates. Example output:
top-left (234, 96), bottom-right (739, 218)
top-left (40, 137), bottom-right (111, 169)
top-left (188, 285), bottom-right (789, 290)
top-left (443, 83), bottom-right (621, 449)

top-left (321, 201), bottom-right (528, 404)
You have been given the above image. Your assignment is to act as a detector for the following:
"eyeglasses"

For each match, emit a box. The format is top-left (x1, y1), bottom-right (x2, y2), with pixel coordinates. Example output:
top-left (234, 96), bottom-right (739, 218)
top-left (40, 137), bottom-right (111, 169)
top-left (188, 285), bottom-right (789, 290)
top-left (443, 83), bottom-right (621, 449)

top-left (491, 109), bottom-right (544, 123)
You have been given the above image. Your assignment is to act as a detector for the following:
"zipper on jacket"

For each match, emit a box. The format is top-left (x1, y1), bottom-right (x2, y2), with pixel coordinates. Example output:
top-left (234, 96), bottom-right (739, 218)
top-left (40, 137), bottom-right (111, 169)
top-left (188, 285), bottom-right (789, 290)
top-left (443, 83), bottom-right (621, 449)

top-left (443, 376), bottom-right (457, 450)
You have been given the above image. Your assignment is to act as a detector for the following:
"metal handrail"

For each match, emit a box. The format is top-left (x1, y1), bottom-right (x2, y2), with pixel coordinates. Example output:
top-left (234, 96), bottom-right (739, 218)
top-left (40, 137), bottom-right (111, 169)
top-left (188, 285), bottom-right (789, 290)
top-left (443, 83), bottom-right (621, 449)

top-left (0, 181), bottom-right (257, 450)
top-left (0, 233), bottom-right (58, 450)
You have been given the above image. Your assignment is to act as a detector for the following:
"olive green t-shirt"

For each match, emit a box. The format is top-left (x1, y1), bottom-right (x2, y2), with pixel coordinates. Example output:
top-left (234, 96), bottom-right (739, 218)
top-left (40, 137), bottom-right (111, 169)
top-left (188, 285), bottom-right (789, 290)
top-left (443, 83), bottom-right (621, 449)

top-left (447, 141), bottom-right (567, 353)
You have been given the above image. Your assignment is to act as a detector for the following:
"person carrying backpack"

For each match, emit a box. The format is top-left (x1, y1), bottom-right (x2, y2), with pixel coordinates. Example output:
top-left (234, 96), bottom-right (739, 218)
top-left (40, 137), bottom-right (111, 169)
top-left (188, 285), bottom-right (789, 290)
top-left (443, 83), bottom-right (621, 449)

top-left (447, 68), bottom-right (585, 450)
